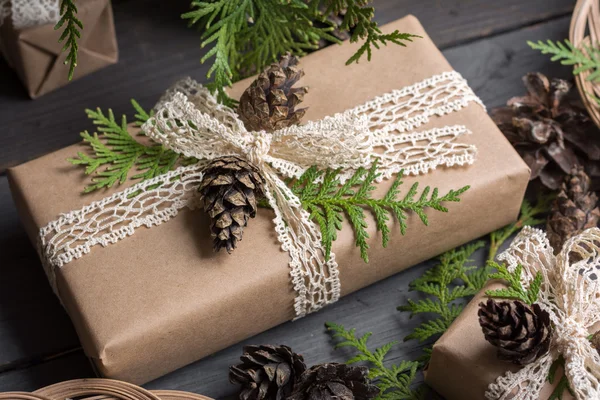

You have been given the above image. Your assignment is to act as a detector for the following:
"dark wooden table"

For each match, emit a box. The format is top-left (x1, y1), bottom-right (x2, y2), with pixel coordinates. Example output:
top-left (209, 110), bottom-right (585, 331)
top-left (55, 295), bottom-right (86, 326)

top-left (0, 0), bottom-right (577, 398)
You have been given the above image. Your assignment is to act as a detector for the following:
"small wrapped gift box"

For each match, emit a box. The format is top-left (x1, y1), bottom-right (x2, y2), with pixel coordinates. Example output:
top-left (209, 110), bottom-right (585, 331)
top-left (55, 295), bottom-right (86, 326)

top-left (0, 0), bottom-right (118, 98)
top-left (426, 225), bottom-right (600, 400)
top-left (425, 281), bottom-right (575, 399)
top-left (8, 15), bottom-right (529, 384)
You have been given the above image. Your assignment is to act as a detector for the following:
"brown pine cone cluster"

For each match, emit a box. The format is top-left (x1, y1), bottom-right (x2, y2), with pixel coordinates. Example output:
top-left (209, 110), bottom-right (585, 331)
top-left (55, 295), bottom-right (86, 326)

top-left (288, 363), bottom-right (380, 400)
top-left (492, 72), bottom-right (600, 190)
top-left (547, 166), bottom-right (600, 253)
top-left (238, 53), bottom-right (308, 133)
top-left (229, 345), bottom-right (307, 400)
top-left (478, 299), bottom-right (552, 365)
top-left (230, 347), bottom-right (379, 400)
top-left (198, 156), bottom-right (265, 253)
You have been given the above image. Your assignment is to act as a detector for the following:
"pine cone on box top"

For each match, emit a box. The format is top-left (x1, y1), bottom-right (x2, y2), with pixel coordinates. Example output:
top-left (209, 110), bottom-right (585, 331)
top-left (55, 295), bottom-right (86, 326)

top-left (229, 345), bottom-right (307, 400)
top-left (199, 156), bottom-right (265, 253)
top-left (288, 363), bottom-right (380, 400)
top-left (492, 72), bottom-right (600, 190)
top-left (478, 299), bottom-right (552, 366)
top-left (238, 53), bottom-right (308, 133)
top-left (547, 165), bottom-right (600, 254)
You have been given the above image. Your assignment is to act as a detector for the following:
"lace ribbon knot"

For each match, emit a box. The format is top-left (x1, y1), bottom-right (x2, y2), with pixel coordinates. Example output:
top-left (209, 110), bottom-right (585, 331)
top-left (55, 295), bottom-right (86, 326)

top-left (242, 131), bottom-right (272, 166)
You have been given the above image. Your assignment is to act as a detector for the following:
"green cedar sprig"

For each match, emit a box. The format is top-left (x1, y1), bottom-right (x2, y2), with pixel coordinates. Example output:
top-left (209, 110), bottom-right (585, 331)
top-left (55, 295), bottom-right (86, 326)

top-left (528, 39), bottom-right (600, 82)
top-left (182, 0), bottom-right (419, 103)
top-left (398, 241), bottom-right (487, 345)
top-left (69, 101), bottom-right (196, 193)
top-left (325, 322), bottom-right (425, 400)
top-left (485, 262), bottom-right (542, 305)
top-left (55, 0), bottom-right (82, 81)
top-left (548, 356), bottom-right (574, 400)
top-left (397, 195), bottom-right (552, 363)
top-left (289, 164), bottom-right (469, 263)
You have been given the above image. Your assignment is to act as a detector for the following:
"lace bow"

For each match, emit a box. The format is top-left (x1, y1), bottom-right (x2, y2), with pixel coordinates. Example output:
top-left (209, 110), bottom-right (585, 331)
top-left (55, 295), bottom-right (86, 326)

top-left (487, 227), bottom-right (600, 400)
top-left (0, 0), bottom-right (60, 29)
top-left (39, 72), bottom-right (482, 318)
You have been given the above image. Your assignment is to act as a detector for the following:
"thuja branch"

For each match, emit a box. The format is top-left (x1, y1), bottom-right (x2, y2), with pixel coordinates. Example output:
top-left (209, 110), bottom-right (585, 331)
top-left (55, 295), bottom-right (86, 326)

top-left (528, 39), bottom-right (600, 82)
top-left (290, 164), bottom-right (469, 263)
top-left (69, 101), bottom-right (195, 193)
top-left (397, 195), bottom-right (552, 363)
top-left (326, 322), bottom-right (424, 399)
top-left (182, 0), bottom-right (419, 103)
top-left (55, 0), bottom-right (82, 80)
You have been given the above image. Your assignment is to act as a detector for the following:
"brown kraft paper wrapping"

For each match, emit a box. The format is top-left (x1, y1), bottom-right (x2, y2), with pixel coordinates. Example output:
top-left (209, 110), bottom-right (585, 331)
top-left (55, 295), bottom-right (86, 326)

top-left (425, 281), bottom-right (596, 399)
top-left (0, 0), bottom-right (118, 99)
top-left (8, 15), bottom-right (530, 384)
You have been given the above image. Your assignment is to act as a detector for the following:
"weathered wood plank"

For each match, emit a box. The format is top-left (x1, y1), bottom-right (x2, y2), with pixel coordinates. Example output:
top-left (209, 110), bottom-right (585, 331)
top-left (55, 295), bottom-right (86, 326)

top-left (0, 352), bottom-right (93, 393)
top-left (0, 11), bottom-right (575, 400)
top-left (0, 0), bottom-right (574, 173)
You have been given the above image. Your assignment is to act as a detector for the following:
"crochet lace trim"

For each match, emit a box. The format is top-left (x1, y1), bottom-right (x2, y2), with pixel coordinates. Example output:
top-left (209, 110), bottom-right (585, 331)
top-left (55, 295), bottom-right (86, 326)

top-left (40, 71), bottom-right (482, 318)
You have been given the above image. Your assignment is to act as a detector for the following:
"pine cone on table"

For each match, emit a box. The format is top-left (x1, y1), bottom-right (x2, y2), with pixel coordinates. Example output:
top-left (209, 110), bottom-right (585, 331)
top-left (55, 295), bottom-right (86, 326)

top-left (478, 299), bottom-right (552, 366)
top-left (288, 363), bottom-right (379, 400)
top-left (547, 165), bottom-right (600, 253)
top-left (229, 345), bottom-right (307, 400)
top-left (238, 53), bottom-right (308, 133)
top-left (199, 156), bottom-right (265, 253)
top-left (492, 72), bottom-right (600, 189)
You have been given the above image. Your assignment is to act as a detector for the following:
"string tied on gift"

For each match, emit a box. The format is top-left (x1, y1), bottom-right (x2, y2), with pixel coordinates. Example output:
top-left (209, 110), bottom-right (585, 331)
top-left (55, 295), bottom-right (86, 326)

top-left (486, 226), bottom-right (600, 400)
top-left (39, 71), bottom-right (483, 318)
top-left (243, 131), bottom-right (272, 167)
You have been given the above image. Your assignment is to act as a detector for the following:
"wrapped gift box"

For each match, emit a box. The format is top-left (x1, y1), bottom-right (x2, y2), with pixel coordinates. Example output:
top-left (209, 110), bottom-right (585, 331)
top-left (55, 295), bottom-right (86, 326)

top-left (0, 0), bottom-right (118, 98)
top-left (425, 281), bottom-right (579, 399)
top-left (8, 15), bottom-right (530, 384)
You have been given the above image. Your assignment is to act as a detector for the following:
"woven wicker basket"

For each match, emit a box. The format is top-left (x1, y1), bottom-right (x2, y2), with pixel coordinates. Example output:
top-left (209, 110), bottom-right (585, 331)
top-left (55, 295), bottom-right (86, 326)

top-left (0, 379), bottom-right (212, 400)
top-left (570, 0), bottom-right (600, 128)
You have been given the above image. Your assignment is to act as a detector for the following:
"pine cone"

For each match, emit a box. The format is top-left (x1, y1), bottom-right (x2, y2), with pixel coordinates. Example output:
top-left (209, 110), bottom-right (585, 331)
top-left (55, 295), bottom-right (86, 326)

top-left (199, 156), bottom-right (265, 253)
top-left (238, 54), bottom-right (308, 132)
top-left (547, 166), bottom-right (600, 254)
top-left (229, 345), bottom-right (307, 400)
top-left (591, 331), bottom-right (600, 356)
top-left (288, 363), bottom-right (379, 400)
top-left (478, 299), bottom-right (552, 366)
top-left (492, 72), bottom-right (600, 189)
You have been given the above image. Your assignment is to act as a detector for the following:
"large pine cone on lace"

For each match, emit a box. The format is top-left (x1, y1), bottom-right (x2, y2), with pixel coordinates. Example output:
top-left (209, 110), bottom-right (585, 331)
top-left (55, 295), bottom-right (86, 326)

top-left (288, 363), bottom-right (380, 400)
top-left (238, 54), bottom-right (308, 132)
top-left (492, 72), bottom-right (600, 189)
top-left (547, 165), bottom-right (600, 253)
top-left (229, 345), bottom-right (307, 400)
top-left (199, 156), bottom-right (265, 253)
top-left (478, 299), bottom-right (552, 366)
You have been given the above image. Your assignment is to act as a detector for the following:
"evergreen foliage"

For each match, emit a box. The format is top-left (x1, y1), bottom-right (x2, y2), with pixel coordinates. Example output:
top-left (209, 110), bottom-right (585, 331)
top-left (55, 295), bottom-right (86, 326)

top-left (289, 164), bottom-right (469, 263)
top-left (182, 0), bottom-right (419, 103)
top-left (398, 241), bottom-right (487, 344)
top-left (528, 39), bottom-right (600, 82)
top-left (548, 356), bottom-right (574, 400)
top-left (485, 262), bottom-right (542, 305)
top-left (325, 322), bottom-right (425, 400)
top-left (68, 101), bottom-right (196, 193)
top-left (397, 196), bottom-right (552, 363)
top-left (55, 0), bottom-right (82, 80)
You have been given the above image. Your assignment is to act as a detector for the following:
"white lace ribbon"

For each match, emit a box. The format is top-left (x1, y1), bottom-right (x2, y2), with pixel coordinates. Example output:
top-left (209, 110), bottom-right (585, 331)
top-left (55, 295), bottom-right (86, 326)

top-left (486, 227), bottom-right (600, 400)
top-left (39, 71), bottom-right (482, 318)
top-left (0, 0), bottom-right (60, 29)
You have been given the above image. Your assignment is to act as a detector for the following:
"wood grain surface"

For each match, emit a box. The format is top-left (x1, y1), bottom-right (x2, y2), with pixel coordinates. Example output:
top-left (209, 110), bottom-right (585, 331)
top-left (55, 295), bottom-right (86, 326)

top-left (0, 0), bottom-right (575, 398)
